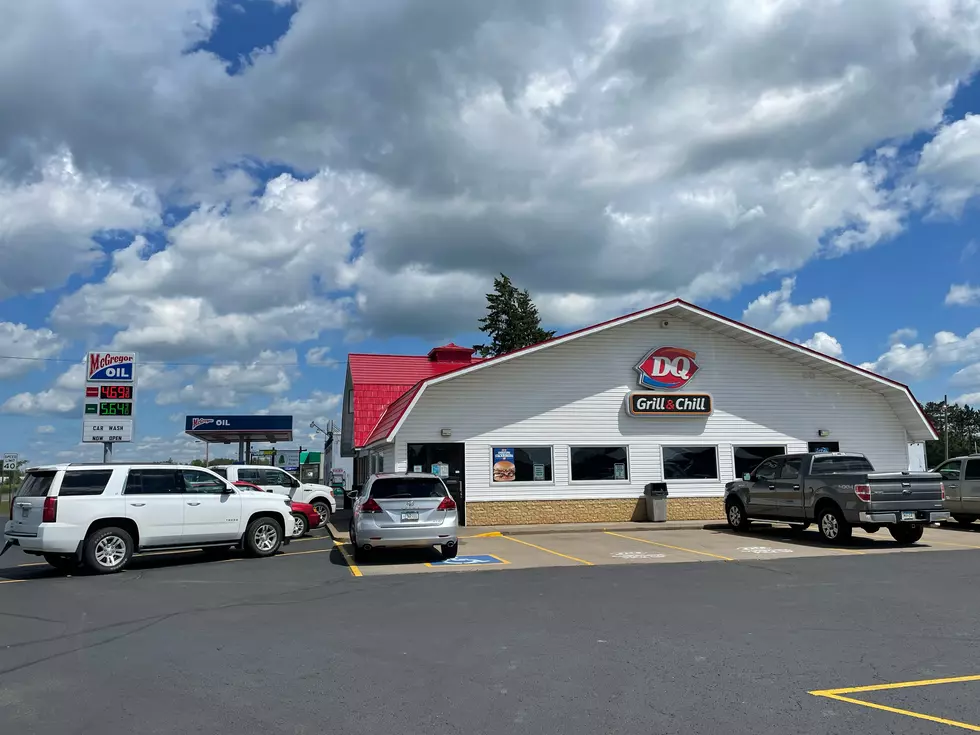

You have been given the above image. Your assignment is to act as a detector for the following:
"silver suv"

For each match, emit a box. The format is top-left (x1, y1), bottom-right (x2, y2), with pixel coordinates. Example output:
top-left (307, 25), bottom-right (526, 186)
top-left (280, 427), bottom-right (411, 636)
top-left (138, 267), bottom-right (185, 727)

top-left (3, 463), bottom-right (295, 574)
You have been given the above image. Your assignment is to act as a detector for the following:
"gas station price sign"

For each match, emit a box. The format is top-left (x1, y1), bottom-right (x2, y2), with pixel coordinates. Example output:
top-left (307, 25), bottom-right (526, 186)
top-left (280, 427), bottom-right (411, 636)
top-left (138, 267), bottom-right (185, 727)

top-left (82, 352), bottom-right (137, 444)
top-left (99, 385), bottom-right (133, 400)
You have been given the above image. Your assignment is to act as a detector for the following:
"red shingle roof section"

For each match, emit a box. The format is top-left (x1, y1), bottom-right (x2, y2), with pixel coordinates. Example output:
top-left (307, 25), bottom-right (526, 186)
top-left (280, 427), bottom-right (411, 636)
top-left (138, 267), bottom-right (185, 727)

top-left (348, 348), bottom-right (482, 448)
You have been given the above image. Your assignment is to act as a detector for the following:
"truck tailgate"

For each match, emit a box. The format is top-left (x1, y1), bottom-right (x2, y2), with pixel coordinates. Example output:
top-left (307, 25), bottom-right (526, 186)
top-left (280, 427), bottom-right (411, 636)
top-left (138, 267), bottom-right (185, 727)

top-left (867, 472), bottom-right (944, 511)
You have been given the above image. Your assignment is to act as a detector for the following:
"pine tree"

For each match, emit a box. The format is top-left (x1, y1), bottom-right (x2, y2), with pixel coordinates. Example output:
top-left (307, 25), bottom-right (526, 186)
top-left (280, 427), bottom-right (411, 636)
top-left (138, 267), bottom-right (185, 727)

top-left (474, 273), bottom-right (555, 357)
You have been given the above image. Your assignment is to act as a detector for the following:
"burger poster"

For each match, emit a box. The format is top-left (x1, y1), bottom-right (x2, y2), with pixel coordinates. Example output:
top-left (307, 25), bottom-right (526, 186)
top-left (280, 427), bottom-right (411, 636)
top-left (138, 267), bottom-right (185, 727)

top-left (492, 448), bottom-right (516, 482)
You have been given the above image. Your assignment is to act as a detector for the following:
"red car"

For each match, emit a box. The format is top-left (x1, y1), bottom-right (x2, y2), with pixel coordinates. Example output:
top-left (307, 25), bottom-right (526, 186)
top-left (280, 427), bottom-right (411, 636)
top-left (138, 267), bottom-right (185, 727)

top-left (233, 481), bottom-right (321, 537)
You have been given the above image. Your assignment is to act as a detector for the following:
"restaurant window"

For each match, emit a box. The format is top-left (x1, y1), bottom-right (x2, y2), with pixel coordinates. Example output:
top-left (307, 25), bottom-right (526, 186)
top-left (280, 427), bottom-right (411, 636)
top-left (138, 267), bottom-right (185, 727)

top-left (570, 447), bottom-right (628, 482)
top-left (491, 447), bottom-right (553, 483)
top-left (733, 446), bottom-right (786, 479)
top-left (662, 446), bottom-right (719, 480)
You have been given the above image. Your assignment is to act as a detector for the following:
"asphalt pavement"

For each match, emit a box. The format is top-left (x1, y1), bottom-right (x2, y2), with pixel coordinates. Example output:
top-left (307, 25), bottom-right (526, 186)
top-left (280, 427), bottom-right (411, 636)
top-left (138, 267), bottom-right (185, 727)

top-left (1, 532), bottom-right (980, 734)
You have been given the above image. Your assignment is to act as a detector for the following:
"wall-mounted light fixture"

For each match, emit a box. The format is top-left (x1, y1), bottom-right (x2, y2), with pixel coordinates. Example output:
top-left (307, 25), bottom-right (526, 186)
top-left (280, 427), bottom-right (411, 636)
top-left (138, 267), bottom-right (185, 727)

top-left (440, 428), bottom-right (452, 437)
top-left (817, 429), bottom-right (830, 437)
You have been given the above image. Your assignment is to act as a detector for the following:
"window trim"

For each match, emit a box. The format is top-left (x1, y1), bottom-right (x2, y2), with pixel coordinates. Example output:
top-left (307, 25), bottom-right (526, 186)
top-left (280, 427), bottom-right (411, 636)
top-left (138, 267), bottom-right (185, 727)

top-left (731, 444), bottom-right (787, 481)
top-left (661, 444), bottom-right (721, 482)
top-left (568, 445), bottom-right (631, 484)
top-left (489, 445), bottom-right (556, 486)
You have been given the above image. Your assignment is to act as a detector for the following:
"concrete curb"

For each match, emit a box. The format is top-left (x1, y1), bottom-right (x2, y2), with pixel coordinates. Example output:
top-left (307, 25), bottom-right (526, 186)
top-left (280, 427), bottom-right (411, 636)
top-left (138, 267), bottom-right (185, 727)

top-left (463, 521), bottom-right (730, 537)
top-left (327, 515), bottom-right (730, 540)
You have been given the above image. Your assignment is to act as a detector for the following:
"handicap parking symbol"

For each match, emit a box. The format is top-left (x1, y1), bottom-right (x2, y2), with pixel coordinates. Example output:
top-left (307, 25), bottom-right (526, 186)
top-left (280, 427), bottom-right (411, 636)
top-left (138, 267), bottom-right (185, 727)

top-left (429, 554), bottom-right (506, 566)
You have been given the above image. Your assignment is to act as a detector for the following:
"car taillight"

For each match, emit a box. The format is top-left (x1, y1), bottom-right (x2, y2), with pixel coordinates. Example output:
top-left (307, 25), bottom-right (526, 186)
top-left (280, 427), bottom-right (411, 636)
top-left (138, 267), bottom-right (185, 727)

top-left (854, 484), bottom-right (871, 502)
top-left (437, 496), bottom-right (457, 511)
top-left (42, 497), bottom-right (58, 523)
top-left (940, 482), bottom-right (946, 501)
top-left (361, 498), bottom-right (383, 513)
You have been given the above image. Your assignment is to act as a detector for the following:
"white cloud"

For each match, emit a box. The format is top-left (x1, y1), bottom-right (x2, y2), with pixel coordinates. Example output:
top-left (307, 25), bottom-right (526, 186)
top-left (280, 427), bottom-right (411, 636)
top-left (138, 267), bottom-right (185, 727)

top-left (953, 391), bottom-right (980, 406)
top-left (0, 150), bottom-right (159, 299)
top-left (951, 363), bottom-right (980, 387)
top-left (946, 283), bottom-right (980, 306)
top-left (2, 0), bottom-right (975, 342)
top-left (35, 425), bottom-right (55, 434)
top-left (259, 391), bottom-right (342, 430)
top-left (889, 328), bottom-right (918, 345)
top-left (0, 322), bottom-right (65, 378)
top-left (154, 350), bottom-right (298, 408)
top-left (0, 364), bottom-right (85, 416)
top-left (305, 346), bottom-right (338, 368)
top-left (742, 277), bottom-right (831, 335)
top-left (861, 328), bottom-right (980, 380)
top-left (800, 332), bottom-right (843, 358)
top-left (917, 114), bottom-right (980, 214)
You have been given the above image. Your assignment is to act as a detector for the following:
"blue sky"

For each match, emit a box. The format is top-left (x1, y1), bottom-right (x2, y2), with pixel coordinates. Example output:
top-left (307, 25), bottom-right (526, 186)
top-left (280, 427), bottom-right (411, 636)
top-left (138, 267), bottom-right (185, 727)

top-left (1, 0), bottom-right (980, 464)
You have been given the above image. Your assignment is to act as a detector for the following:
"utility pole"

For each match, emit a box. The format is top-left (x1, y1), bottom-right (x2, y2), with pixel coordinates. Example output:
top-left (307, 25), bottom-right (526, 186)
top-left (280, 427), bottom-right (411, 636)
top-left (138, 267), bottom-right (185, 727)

top-left (944, 394), bottom-right (950, 461)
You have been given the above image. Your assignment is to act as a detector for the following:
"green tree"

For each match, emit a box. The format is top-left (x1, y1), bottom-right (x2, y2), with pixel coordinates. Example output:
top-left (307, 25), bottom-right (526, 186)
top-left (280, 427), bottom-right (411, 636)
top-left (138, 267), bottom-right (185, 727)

top-left (191, 459), bottom-right (207, 467)
top-left (921, 401), bottom-right (980, 467)
top-left (474, 273), bottom-right (555, 357)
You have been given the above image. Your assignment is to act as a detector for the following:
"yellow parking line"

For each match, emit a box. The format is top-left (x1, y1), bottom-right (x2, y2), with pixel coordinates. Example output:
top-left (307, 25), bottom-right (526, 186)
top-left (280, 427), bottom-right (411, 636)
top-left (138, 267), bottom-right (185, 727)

top-left (502, 535), bottom-right (593, 565)
top-left (604, 531), bottom-right (734, 561)
top-left (814, 692), bottom-right (980, 731)
top-left (18, 561), bottom-right (47, 567)
top-left (333, 540), bottom-right (363, 577)
top-left (0, 578), bottom-right (26, 585)
top-left (812, 673), bottom-right (980, 695)
top-left (926, 539), bottom-right (980, 550)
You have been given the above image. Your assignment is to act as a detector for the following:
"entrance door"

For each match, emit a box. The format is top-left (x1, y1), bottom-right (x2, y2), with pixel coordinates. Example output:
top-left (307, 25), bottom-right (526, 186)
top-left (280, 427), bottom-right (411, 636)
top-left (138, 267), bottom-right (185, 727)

top-left (407, 443), bottom-right (466, 525)
top-left (808, 441), bottom-right (840, 453)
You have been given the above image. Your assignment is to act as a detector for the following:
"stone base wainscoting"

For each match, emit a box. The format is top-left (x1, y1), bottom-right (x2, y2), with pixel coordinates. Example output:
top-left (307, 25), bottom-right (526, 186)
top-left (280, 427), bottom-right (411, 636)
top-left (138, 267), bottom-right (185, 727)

top-left (465, 497), bottom-right (726, 526)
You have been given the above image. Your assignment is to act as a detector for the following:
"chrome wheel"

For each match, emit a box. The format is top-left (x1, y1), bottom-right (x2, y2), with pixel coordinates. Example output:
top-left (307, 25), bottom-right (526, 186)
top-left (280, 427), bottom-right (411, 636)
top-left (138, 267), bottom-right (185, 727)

top-left (727, 504), bottom-right (742, 527)
top-left (820, 513), bottom-right (839, 540)
top-left (312, 501), bottom-right (329, 525)
top-left (254, 523), bottom-right (279, 552)
top-left (292, 514), bottom-right (306, 537)
top-left (95, 535), bottom-right (127, 567)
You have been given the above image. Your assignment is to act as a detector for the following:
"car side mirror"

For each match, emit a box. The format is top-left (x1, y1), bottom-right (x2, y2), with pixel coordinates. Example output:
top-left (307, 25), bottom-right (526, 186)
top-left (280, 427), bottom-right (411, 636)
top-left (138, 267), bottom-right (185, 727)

top-left (222, 484), bottom-right (235, 494)
top-left (742, 473), bottom-right (752, 482)
top-left (290, 479), bottom-right (300, 488)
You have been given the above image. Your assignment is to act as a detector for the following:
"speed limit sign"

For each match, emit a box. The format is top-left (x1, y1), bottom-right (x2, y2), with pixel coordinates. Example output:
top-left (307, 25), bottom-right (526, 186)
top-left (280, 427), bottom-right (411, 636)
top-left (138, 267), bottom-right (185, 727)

top-left (2, 453), bottom-right (17, 471)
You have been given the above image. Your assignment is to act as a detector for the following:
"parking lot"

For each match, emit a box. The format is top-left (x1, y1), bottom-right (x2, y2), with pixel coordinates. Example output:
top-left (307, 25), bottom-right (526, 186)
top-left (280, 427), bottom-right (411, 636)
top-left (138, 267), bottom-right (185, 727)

top-left (4, 522), bottom-right (980, 734)
top-left (330, 521), bottom-right (980, 577)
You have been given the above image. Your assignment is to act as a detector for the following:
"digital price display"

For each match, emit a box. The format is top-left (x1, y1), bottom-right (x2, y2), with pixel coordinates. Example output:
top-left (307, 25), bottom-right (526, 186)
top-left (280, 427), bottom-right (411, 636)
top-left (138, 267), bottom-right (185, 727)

top-left (98, 402), bottom-right (133, 416)
top-left (99, 385), bottom-right (133, 400)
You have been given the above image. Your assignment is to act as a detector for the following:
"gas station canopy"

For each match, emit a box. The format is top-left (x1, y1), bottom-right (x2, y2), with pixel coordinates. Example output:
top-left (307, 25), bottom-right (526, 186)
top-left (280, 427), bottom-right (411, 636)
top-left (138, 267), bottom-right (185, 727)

top-left (184, 415), bottom-right (293, 444)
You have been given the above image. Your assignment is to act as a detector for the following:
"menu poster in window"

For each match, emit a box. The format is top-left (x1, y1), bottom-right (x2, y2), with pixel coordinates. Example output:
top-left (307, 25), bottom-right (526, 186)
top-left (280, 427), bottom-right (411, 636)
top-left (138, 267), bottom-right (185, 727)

top-left (614, 463), bottom-right (626, 480)
top-left (533, 463), bottom-right (546, 481)
top-left (492, 448), bottom-right (516, 482)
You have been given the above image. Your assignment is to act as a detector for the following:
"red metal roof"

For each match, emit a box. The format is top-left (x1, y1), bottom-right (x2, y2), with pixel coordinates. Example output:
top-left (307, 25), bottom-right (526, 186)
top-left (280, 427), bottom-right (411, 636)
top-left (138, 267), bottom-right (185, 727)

top-left (348, 350), bottom-right (482, 448)
top-left (357, 298), bottom-right (937, 447)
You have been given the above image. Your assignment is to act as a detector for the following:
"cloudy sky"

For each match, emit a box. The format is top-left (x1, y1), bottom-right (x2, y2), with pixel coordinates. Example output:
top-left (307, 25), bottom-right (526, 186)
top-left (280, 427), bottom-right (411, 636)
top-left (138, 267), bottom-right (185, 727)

top-left (2, 0), bottom-right (980, 464)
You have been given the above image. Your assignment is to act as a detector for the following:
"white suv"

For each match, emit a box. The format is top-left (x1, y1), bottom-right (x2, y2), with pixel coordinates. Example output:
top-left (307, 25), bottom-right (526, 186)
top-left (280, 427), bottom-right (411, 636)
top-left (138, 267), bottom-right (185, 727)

top-left (212, 465), bottom-right (337, 525)
top-left (2, 463), bottom-right (295, 574)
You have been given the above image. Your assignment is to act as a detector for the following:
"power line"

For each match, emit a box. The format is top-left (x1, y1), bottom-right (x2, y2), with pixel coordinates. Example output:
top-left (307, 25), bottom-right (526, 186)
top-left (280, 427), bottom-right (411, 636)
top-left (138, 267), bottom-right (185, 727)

top-left (0, 354), bottom-right (302, 367)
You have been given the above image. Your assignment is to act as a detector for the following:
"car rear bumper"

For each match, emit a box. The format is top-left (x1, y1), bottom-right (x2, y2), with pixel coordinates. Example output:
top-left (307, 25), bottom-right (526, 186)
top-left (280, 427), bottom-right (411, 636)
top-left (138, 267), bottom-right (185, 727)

top-left (3, 521), bottom-right (81, 554)
top-left (353, 519), bottom-right (458, 548)
top-left (859, 511), bottom-right (950, 524)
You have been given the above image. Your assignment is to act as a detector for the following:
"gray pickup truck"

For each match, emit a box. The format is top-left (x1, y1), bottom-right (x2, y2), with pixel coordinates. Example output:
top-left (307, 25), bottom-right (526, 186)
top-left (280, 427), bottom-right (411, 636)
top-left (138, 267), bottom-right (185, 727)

top-left (724, 452), bottom-right (948, 544)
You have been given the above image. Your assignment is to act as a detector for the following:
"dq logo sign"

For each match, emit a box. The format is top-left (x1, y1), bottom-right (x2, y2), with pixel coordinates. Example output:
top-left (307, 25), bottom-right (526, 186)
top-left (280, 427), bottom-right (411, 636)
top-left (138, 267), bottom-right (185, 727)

top-left (635, 347), bottom-right (700, 390)
top-left (87, 352), bottom-right (135, 382)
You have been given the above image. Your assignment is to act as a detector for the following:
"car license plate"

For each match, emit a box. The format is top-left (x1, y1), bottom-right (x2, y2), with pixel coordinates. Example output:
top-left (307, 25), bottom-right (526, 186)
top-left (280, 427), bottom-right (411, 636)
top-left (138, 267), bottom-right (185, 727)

top-left (901, 511), bottom-right (916, 521)
top-left (401, 511), bottom-right (419, 522)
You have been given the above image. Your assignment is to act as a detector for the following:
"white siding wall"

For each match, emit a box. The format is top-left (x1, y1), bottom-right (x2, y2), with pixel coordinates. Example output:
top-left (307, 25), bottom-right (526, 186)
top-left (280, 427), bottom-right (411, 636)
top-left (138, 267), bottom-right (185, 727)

top-left (367, 443), bottom-right (395, 475)
top-left (393, 315), bottom-right (912, 503)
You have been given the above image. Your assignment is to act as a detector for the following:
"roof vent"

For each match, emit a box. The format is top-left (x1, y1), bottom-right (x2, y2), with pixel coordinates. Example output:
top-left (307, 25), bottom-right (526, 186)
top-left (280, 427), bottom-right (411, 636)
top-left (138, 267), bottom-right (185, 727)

top-left (427, 343), bottom-right (476, 363)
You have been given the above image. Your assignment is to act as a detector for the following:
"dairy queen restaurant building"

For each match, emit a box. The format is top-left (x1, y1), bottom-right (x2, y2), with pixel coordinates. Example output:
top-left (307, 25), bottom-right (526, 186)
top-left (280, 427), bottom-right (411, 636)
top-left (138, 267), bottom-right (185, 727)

top-left (340, 300), bottom-right (937, 526)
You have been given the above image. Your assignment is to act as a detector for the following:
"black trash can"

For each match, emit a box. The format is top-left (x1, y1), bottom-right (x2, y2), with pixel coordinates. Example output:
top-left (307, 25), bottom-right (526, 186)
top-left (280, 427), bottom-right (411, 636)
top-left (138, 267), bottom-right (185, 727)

top-left (644, 482), bottom-right (669, 522)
